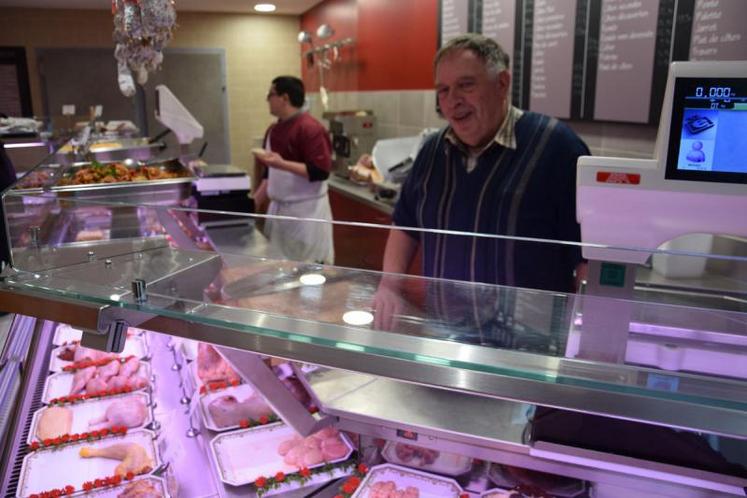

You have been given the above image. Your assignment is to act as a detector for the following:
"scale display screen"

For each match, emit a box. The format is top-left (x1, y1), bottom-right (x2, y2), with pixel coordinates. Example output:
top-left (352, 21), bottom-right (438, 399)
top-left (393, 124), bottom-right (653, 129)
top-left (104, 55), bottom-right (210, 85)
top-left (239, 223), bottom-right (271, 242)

top-left (666, 77), bottom-right (747, 184)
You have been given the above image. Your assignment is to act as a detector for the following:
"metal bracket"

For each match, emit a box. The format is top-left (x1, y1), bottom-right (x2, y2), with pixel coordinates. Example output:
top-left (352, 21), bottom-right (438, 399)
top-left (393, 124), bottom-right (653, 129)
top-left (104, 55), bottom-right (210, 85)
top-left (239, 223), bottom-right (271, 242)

top-left (81, 319), bottom-right (128, 353)
top-left (215, 346), bottom-right (336, 437)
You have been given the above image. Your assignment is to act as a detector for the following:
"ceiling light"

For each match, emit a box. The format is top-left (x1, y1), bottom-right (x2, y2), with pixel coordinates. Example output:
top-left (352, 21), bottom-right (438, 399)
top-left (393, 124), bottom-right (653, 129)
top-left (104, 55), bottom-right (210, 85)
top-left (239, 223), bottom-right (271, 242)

top-left (254, 3), bottom-right (276, 12)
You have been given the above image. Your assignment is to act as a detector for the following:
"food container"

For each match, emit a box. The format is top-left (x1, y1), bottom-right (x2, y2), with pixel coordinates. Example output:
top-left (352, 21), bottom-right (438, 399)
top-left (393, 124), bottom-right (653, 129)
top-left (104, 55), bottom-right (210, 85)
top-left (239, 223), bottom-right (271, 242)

top-left (351, 463), bottom-right (463, 498)
top-left (49, 335), bottom-right (149, 372)
top-left (487, 463), bottom-right (588, 498)
top-left (28, 392), bottom-right (153, 445)
top-left (208, 422), bottom-right (353, 488)
top-left (14, 158), bottom-right (193, 205)
top-left (42, 362), bottom-right (152, 404)
top-left (381, 441), bottom-right (473, 477)
top-left (199, 383), bottom-right (272, 432)
top-left (17, 429), bottom-right (160, 498)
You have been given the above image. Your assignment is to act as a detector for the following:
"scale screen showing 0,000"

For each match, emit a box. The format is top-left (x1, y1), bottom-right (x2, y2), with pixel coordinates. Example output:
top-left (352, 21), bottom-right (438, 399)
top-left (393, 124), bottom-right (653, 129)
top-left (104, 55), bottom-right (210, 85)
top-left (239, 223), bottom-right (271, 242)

top-left (694, 86), bottom-right (734, 98)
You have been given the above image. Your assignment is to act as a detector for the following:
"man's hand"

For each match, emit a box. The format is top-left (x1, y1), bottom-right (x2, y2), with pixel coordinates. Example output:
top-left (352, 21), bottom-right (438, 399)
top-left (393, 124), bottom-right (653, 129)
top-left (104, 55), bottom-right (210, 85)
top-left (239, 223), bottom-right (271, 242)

top-left (373, 275), bottom-right (404, 331)
top-left (252, 148), bottom-right (283, 169)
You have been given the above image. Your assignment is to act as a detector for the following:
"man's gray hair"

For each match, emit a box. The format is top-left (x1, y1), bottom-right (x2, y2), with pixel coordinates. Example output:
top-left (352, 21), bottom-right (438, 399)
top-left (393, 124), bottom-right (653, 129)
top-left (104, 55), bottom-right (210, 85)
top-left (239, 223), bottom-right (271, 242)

top-left (434, 34), bottom-right (510, 74)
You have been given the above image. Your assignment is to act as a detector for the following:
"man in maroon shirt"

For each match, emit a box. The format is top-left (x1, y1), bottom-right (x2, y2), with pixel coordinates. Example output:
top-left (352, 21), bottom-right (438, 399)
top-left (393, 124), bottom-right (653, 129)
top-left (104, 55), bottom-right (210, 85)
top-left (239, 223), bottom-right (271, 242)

top-left (252, 76), bottom-right (334, 264)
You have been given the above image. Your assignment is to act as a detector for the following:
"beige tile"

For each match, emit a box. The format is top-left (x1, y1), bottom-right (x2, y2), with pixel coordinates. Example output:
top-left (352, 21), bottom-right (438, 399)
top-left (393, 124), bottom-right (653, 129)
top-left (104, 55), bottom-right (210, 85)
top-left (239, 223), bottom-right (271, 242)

top-left (372, 91), bottom-right (399, 126)
top-left (397, 125), bottom-right (424, 138)
top-left (378, 125), bottom-right (400, 139)
top-left (398, 91), bottom-right (425, 128)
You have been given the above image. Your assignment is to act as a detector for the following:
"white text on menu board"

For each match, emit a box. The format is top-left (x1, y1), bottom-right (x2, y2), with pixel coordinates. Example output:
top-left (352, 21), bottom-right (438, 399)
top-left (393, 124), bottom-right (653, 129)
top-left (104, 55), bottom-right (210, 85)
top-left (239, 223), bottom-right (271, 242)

top-left (599, 0), bottom-right (655, 73)
top-left (691, 0), bottom-right (742, 59)
top-left (442, 0), bottom-right (468, 43)
top-left (531, 0), bottom-right (570, 100)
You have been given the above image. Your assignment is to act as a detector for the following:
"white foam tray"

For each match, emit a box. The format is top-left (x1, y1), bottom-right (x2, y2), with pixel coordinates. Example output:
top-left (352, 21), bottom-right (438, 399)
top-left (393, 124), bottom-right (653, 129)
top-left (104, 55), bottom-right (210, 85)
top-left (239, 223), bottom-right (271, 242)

top-left (351, 463), bottom-right (463, 498)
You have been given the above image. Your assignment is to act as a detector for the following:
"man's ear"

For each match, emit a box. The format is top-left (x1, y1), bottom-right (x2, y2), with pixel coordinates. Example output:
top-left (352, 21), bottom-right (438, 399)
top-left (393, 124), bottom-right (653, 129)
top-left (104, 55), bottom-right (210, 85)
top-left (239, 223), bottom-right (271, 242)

top-left (498, 70), bottom-right (511, 92)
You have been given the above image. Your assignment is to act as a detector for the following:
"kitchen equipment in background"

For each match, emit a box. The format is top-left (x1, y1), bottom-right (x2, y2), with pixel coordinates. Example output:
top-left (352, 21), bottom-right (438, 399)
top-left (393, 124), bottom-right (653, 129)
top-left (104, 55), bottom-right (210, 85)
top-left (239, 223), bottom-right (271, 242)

top-left (324, 110), bottom-right (377, 178)
top-left (372, 128), bottom-right (439, 185)
top-left (192, 161), bottom-right (253, 226)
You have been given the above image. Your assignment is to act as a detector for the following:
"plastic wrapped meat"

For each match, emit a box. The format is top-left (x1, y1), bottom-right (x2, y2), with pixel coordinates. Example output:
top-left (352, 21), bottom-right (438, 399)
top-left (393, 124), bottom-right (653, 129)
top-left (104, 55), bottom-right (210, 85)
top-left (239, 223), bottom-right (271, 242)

top-left (277, 427), bottom-right (348, 468)
top-left (36, 406), bottom-right (73, 440)
top-left (394, 443), bottom-right (439, 465)
top-left (208, 394), bottom-right (272, 428)
top-left (197, 344), bottom-right (240, 384)
top-left (370, 481), bottom-right (420, 498)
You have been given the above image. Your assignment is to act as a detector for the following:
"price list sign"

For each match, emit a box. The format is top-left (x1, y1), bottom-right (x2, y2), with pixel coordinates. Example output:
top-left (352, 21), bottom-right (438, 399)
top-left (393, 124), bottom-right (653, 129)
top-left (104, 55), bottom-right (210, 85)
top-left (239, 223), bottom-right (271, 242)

top-left (482, 0), bottom-right (517, 57)
top-left (689, 0), bottom-right (746, 61)
top-left (440, 0), bottom-right (471, 46)
top-left (529, 0), bottom-right (577, 119)
top-left (594, 0), bottom-right (660, 123)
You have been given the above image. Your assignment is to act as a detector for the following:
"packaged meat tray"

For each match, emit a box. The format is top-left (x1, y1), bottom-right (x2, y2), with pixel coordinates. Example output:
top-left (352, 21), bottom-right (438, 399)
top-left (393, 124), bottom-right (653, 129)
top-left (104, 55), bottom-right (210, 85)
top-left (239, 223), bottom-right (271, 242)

top-left (17, 429), bottom-right (160, 498)
top-left (42, 360), bottom-right (151, 404)
top-left (209, 422), bottom-right (353, 487)
top-left (49, 335), bottom-right (149, 372)
top-left (487, 464), bottom-right (588, 498)
top-left (28, 392), bottom-right (152, 445)
top-left (351, 463), bottom-right (463, 498)
top-left (381, 441), bottom-right (473, 477)
top-left (199, 383), bottom-right (273, 432)
top-left (67, 477), bottom-right (170, 498)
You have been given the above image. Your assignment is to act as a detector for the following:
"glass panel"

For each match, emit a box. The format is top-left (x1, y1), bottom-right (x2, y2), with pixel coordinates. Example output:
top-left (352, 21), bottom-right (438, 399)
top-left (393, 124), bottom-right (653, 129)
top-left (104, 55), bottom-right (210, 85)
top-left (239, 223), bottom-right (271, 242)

top-left (2, 190), bottom-right (747, 430)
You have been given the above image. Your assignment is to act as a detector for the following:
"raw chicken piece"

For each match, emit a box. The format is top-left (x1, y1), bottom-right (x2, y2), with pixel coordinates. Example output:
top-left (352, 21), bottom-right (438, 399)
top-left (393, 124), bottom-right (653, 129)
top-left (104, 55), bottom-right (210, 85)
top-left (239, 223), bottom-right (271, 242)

top-left (88, 397), bottom-right (147, 430)
top-left (278, 428), bottom-right (348, 468)
top-left (127, 376), bottom-right (149, 390)
top-left (321, 436), bottom-right (348, 460)
top-left (70, 366), bottom-right (97, 395)
top-left (79, 442), bottom-right (153, 477)
top-left (117, 479), bottom-right (163, 498)
top-left (207, 394), bottom-right (272, 428)
top-left (108, 375), bottom-right (130, 390)
top-left (197, 344), bottom-right (240, 384)
top-left (36, 406), bottom-right (72, 440)
top-left (98, 360), bottom-right (121, 380)
top-left (119, 357), bottom-right (140, 378)
top-left (86, 377), bottom-right (109, 394)
top-left (370, 481), bottom-right (420, 498)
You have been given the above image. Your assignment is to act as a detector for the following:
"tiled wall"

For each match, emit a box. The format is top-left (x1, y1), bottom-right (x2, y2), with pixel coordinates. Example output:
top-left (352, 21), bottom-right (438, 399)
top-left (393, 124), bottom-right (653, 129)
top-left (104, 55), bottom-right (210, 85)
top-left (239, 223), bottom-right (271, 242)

top-left (309, 89), bottom-right (659, 159)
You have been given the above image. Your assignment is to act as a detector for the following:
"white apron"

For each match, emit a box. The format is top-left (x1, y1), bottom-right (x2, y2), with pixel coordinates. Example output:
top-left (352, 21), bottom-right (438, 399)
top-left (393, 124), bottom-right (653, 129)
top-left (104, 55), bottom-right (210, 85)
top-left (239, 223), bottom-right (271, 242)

top-left (263, 135), bottom-right (335, 264)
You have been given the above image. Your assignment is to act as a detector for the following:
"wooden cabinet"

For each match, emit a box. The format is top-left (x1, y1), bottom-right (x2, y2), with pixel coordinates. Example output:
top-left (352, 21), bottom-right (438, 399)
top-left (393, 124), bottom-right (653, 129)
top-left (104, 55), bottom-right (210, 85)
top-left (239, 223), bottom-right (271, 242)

top-left (329, 188), bottom-right (421, 274)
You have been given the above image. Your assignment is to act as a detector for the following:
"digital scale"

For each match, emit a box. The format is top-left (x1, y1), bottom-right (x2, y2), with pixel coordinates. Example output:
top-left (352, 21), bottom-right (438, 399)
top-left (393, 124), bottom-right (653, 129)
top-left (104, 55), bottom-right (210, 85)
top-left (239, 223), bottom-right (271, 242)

top-left (569, 61), bottom-right (747, 377)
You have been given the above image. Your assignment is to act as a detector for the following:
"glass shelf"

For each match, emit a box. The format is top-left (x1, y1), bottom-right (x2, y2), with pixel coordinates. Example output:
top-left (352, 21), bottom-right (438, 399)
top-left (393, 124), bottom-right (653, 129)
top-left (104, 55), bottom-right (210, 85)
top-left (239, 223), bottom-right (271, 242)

top-left (2, 188), bottom-right (747, 439)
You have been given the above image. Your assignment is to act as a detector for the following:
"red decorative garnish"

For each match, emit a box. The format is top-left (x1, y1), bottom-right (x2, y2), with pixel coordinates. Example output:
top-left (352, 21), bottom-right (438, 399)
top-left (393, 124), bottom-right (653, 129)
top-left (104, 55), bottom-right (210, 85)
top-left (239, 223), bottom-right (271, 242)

top-left (258, 415), bottom-right (269, 425)
top-left (239, 419), bottom-right (250, 429)
top-left (308, 405), bottom-right (319, 414)
top-left (125, 471), bottom-right (135, 481)
top-left (62, 355), bottom-right (136, 373)
top-left (83, 481), bottom-right (94, 491)
top-left (356, 463), bottom-right (368, 474)
top-left (274, 471), bottom-right (286, 482)
top-left (299, 467), bottom-right (311, 478)
top-left (230, 379), bottom-right (240, 387)
top-left (255, 476), bottom-right (267, 488)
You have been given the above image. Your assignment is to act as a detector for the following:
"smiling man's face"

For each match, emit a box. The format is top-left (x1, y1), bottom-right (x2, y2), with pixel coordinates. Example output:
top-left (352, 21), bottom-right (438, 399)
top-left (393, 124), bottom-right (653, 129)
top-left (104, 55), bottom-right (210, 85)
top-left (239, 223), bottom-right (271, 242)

top-left (435, 48), bottom-right (510, 150)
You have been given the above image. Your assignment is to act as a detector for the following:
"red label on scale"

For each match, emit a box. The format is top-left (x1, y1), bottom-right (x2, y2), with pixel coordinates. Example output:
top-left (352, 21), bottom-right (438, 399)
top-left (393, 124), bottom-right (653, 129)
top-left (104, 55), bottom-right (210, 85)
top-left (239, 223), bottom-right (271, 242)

top-left (596, 172), bottom-right (641, 184)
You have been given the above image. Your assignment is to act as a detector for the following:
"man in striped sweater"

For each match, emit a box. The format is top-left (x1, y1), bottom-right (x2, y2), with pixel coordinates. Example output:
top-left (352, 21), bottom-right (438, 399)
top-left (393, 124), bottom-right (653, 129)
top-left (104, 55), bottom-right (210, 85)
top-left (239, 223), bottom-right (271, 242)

top-left (374, 34), bottom-right (589, 334)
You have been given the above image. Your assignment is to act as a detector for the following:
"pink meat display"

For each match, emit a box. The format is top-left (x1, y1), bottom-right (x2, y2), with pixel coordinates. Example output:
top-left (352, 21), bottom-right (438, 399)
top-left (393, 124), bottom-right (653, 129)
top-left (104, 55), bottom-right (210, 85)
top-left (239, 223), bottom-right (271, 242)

top-left (116, 479), bottom-right (163, 498)
top-left (58, 344), bottom-right (118, 363)
top-left (88, 397), bottom-right (148, 430)
top-left (369, 481), bottom-right (420, 498)
top-left (277, 427), bottom-right (348, 468)
top-left (197, 344), bottom-right (240, 384)
top-left (68, 360), bottom-right (148, 395)
top-left (207, 394), bottom-right (272, 428)
top-left (394, 443), bottom-right (440, 465)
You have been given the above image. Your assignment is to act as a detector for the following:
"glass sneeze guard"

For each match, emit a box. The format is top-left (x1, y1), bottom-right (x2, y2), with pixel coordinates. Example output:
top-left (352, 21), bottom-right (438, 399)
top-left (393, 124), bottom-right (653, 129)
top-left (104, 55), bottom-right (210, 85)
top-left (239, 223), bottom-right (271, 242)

top-left (2, 187), bottom-right (747, 439)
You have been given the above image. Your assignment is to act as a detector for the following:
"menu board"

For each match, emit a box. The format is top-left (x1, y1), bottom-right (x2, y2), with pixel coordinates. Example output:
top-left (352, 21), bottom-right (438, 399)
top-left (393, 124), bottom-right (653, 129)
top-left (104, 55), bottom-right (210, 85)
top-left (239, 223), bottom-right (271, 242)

top-left (593, 0), bottom-right (660, 123)
top-left (440, 0), bottom-right (471, 46)
top-left (482, 0), bottom-right (516, 57)
top-left (689, 0), bottom-right (747, 61)
top-left (435, 0), bottom-right (747, 124)
top-left (529, 0), bottom-right (577, 119)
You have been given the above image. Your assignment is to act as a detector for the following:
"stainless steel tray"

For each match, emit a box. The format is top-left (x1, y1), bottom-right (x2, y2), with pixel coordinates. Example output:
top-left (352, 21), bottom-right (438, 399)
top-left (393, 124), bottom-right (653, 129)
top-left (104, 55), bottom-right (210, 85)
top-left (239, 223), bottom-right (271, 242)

top-left (14, 158), bottom-right (193, 204)
top-left (57, 138), bottom-right (166, 162)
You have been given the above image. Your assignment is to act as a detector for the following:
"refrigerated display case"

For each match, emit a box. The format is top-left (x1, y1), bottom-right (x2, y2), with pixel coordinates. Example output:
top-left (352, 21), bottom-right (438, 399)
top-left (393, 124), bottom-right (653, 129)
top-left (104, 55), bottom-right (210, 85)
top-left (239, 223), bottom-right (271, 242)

top-left (2, 147), bottom-right (747, 497)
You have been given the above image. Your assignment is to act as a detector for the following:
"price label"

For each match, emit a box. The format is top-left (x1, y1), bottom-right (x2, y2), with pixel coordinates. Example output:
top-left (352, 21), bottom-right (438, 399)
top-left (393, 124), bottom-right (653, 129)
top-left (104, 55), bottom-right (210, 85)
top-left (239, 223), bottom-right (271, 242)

top-left (62, 105), bottom-right (75, 116)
